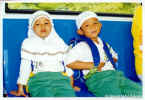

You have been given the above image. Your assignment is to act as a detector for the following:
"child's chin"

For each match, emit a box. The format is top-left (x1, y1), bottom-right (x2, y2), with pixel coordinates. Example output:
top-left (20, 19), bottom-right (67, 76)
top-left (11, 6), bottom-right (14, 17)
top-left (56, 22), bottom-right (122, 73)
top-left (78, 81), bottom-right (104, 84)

top-left (91, 33), bottom-right (98, 37)
top-left (91, 35), bottom-right (98, 39)
top-left (41, 34), bottom-right (49, 37)
top-left (40, 35), bottom-right (47, 39)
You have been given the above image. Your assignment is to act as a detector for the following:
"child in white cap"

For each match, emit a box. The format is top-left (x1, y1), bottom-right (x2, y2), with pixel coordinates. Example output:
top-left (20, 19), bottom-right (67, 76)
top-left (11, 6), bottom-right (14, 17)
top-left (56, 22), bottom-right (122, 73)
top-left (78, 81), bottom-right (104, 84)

top-left (65, 11), bottom-right (142, 97)
top-left (10, 10), bottom-right (76, 97)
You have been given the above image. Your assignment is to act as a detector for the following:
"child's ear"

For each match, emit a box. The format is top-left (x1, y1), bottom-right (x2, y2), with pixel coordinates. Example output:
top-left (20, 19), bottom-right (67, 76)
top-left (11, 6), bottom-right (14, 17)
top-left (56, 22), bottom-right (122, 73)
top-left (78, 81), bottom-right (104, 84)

top-left (77, 29), bottom-right (84, 35)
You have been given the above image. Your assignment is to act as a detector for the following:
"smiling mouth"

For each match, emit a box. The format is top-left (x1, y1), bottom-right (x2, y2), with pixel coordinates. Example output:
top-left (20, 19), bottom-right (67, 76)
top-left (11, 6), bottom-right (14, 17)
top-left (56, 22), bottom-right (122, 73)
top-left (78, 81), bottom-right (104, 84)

top-left (91, 31), bottom-right (97, 34)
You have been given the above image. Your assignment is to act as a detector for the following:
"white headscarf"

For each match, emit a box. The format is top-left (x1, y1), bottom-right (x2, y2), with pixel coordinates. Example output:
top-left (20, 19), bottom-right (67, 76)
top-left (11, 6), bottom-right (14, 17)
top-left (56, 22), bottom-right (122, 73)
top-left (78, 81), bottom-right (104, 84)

top-left (76, 11), bottom-right (99, 29)
top-left (21, 10), bottom-right (68, 61)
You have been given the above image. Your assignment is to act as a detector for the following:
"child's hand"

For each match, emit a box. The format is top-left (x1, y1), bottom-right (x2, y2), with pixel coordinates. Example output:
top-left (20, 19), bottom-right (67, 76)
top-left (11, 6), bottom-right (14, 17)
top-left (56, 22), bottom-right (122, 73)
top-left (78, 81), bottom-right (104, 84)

top-left (70, 76), bottom-right (81, 91)
top-left (97, 62), bottom-right (105, 71)
top-left (73, 86), bottom-right (81, 91)
top-left (97, 66), bottom-right (102, 71)
top-left (113, 58), bottom-right (118, 63)
top-left (10, 84), bottom-right (27, 97)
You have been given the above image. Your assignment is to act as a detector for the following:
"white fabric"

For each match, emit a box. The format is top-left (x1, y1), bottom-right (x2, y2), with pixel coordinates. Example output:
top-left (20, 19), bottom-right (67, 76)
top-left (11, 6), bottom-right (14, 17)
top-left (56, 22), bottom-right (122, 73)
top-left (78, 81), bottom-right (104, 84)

top-left (137, 75), bottom-right (142, 81)
top-left (17, 11), bottom-right (73, 85)
top-left (65, 37), bottom-right (118, 76)
top-left (27, 10), bottom-right (68, 53)
top-left (76, 11), bottom-right (99, 29)
top-left (17, 59), bottom-right (31, 85)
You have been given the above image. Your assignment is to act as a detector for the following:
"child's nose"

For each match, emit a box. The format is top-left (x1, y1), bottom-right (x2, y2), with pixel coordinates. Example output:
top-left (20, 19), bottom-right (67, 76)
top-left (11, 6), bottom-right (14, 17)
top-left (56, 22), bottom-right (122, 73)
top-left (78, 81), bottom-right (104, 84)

top-left (41, 24), bottom-right (46, 29)
top-left (40, 24), bottom-right (46, 32)
top-left (90, 25), bottom-right (96, 30)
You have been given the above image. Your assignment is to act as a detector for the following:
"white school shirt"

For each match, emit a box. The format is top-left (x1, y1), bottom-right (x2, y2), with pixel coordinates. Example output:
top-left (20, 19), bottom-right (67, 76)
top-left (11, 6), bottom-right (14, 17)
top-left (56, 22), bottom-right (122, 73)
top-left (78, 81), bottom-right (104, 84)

top-left (17, 39), bottom-right (73, 85)
top-left (65, 37), bottom-right (118, 76)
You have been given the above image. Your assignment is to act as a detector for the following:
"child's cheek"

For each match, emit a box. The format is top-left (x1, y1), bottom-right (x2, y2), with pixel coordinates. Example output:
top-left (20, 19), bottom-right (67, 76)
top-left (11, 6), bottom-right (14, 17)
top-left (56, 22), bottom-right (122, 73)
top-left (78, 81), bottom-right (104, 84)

top-left (47, 25), bottom-right (52, 31)
top-left (85, 28), bottom-right (90, 33)
top-left (35, 28), bottom-right (39, 33)
top-left (97, 25), bottom-right (101, 33)
top-left (46, 28), bottom-right (51, 34)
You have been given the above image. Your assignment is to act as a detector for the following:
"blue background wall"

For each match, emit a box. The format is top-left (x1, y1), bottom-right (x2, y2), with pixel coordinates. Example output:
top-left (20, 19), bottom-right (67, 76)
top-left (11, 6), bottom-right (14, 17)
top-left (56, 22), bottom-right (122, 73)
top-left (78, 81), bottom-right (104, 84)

top-left (3, 19), bottom-right (140, 96)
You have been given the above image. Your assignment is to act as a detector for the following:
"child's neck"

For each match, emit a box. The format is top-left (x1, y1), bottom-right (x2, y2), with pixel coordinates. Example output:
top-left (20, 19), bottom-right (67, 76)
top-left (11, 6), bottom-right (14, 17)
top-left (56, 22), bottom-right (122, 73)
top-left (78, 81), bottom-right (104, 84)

top-left (91, 37), bottom-right (99, 44)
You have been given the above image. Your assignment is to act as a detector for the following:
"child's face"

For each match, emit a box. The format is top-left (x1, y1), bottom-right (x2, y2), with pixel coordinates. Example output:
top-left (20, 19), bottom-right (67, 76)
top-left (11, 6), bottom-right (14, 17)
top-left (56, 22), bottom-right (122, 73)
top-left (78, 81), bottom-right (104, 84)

top-left (33, 17), bottom-right (52, 39)
top-left (80, 17), bottom-right (102, 39)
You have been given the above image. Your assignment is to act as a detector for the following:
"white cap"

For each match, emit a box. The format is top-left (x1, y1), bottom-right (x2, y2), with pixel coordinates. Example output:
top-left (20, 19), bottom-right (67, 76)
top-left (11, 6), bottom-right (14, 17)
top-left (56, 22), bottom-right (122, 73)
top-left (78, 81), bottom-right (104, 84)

top-left (29, 10), bottom-right (52, 28)
top-left (76, 11), bottom-right (99, 29)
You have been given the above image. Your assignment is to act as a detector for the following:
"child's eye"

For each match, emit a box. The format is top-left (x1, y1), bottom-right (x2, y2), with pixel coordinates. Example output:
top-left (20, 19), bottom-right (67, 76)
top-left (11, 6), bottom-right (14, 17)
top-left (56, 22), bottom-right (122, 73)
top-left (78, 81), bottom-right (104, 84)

top-left (36, 24), bottom-right (40, 26)
top-left (85, 25), bottom-right (89, 27)
top-left (94, 22), bottom-right (98, 24)
top-left (45, 23), bottom-right (48, 25)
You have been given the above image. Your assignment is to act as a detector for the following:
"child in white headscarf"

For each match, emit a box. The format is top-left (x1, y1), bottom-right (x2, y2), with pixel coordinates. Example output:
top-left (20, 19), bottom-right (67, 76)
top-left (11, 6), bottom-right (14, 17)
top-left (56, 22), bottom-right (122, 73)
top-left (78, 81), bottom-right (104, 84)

top-left (10, 10), bottom-right (76, 97)
top-left (65, 11), bottom-right (142, 97)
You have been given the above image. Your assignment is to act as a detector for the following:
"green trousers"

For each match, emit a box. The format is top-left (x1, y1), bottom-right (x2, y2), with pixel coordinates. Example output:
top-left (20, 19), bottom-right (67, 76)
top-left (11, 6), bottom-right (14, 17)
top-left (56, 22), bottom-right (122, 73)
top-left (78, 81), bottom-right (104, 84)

top-left (85, 70), bottom-right (142, 97)
top-left (28, 72), bottom-right (76, 97)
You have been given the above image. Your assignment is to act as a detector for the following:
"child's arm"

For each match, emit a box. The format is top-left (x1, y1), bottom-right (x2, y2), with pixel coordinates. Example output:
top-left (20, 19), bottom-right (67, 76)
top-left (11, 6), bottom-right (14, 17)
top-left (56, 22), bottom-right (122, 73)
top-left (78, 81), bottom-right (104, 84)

top-left (10, 84), bottom-right (27, 97)
top-left (97, 62), bottom-right (105, 71)
top-left (67, 60), bottom-right (94, 70)
top-left (10, 59), bottom-right (31, 97)
top-left (67, 61), bottom-right (105, 71)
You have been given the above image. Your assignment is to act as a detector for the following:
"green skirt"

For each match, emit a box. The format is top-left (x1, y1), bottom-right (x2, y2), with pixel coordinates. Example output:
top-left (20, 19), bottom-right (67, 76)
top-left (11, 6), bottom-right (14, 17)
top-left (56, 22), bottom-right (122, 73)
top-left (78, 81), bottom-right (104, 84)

top-left (85, 70), bottom-right (142, 97)
top-left (27, 72), bottom-right (76, 97)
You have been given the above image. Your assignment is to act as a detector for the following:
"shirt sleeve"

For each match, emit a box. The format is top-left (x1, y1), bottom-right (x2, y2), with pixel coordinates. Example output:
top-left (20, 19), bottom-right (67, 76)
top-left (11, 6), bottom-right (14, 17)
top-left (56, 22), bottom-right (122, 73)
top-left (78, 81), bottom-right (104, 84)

top-left (21, 39), bottom-right (35, 61)
top-left (64, 42), bottom-right (88, 66)
top-left (17, 59), bottom-right (31, 85)
top-left (106, 43), bottom-right (118, 59)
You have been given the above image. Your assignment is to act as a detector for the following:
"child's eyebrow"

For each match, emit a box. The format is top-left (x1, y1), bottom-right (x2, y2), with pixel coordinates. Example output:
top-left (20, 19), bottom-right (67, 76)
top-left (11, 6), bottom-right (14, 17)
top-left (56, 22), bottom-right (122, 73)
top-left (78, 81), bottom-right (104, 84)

top-left (45, 19), bottom-right (51, 21)
top-left (94, 19), bottom-right (98, 21)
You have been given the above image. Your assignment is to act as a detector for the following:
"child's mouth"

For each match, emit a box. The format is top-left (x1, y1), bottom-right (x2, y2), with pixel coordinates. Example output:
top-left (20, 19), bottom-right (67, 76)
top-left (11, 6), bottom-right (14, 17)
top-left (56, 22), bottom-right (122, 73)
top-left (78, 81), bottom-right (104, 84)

top-left (91, 31), bottom-right (97, 34)
top-left (41, 30), bottom-right (46, 32)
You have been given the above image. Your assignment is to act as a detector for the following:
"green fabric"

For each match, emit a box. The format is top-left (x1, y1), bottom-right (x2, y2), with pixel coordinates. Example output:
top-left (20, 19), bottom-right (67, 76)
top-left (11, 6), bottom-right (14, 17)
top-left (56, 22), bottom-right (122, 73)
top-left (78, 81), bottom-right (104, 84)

top-left (27, 72), bottom-right (76, 97)
top-left (85, 70), bottom-right (142, 97)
